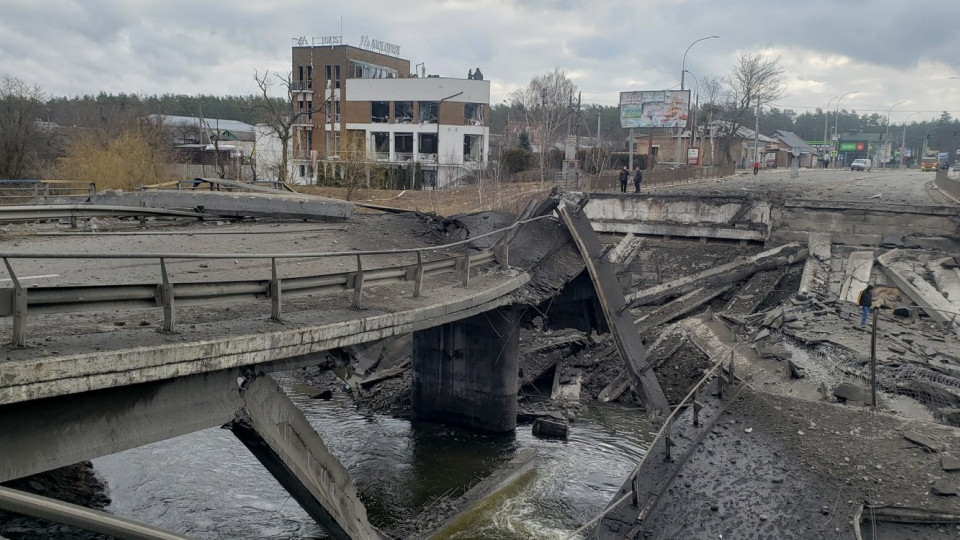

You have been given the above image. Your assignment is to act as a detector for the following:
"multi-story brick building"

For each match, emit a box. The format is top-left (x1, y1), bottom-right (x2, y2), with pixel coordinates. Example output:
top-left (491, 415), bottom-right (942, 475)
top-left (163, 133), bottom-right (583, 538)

top-left (290, 37), bottom-right (489, 187)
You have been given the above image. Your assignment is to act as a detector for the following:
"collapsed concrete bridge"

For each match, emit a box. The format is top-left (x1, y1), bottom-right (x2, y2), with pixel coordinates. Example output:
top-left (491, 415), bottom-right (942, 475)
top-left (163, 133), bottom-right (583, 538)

top-left (0, 191), bottom-right (669, 539)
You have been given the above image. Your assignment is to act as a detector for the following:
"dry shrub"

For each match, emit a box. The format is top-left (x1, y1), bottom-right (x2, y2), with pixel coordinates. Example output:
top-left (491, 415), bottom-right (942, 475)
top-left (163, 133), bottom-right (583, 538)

top-left (56, 128), bottom-right (174, 191)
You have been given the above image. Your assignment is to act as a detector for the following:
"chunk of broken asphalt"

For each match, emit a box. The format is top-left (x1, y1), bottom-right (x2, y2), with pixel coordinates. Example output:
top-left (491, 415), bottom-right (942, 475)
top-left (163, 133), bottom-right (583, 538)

top-left (942, 454), bottom-right (960, 472)
top-left (932, 479), bottom-right (958, 497)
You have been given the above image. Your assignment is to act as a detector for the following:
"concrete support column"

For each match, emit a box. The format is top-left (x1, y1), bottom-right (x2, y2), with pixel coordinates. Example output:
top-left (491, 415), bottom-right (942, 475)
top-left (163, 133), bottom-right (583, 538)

top-left (411, 306), bottom-right (519, 433)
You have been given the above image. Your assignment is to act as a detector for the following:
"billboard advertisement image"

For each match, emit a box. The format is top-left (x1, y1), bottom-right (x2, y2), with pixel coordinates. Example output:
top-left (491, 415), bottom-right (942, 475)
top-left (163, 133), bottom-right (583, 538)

top-left (619, 90), bottom-right (690, 128)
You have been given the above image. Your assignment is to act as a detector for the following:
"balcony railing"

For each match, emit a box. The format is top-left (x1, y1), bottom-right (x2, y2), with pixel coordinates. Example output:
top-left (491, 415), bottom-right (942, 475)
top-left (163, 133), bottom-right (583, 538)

top-left (417, 153), bottom-right (438, 163)
top-left (290, 81), bottom-right (313, 92)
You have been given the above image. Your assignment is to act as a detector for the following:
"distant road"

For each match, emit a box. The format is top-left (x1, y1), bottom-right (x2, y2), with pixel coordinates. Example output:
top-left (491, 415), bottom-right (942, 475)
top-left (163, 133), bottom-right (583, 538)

top-left (653, 168), bottom-right (955, 206)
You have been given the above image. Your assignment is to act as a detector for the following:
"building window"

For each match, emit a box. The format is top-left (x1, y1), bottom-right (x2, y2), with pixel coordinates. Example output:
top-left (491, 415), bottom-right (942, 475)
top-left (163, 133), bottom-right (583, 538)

top-left (419, 101), bottom-right (438, 124)
top-left (348, 60), bottom-right (398, 79)
top-left (325, 101), bottom-right (341, 123)
top-left (395, 133), bottom-right (414, 161)
top-left (334, 65), bottom-right (341, 89)
top-left (298, 66), bottom-right (304, 81)
top-left (298, 165), bottom-right (306, 177)
top-left (373, 132), bottom-right (389, 159)
top-left (395, 101), bottom-right (413, 123)
top-left (307, 65), bottom-right (312, 81)
top-left (464, 134), bottom-right (483, 162)
top-left (372, 102), bottom-right (389, 123)
top-left (325, 65), bottom-right (331, 88)
top-left (418, 133), bottom-right (438, 160)
top-left (464, 103), bottom-right (483, 125)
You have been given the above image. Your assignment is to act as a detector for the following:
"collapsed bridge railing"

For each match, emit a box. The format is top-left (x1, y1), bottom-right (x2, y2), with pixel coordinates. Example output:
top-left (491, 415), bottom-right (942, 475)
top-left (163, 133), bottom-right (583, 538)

top-left (0, 216), bottom-right (551, 347)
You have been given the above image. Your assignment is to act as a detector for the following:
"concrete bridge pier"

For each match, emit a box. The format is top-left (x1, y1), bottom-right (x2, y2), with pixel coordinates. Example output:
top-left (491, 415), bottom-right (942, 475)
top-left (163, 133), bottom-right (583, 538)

top-left (411, 306), bottom-right (520, 433)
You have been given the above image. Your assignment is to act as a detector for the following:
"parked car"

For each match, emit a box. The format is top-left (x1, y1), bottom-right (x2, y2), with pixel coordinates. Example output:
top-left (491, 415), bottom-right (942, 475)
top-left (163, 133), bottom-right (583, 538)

top-left (850, 158), bottom-right (872, 171)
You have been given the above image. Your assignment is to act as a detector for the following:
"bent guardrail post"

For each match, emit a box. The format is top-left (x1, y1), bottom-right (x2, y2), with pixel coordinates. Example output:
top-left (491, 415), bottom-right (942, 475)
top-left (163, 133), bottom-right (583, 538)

top-left (461, 245), bottom-right (471, 287)
top-left (159, 258), bottom-right (175, 333)
top-left (352, 255), bottom-right (364, 309)
top-left (270, 258), bottom-right (282, 322)
top-left (3, 258), bottom-right (26, 347)
top-left (413, 251), bottom-right (424, 299)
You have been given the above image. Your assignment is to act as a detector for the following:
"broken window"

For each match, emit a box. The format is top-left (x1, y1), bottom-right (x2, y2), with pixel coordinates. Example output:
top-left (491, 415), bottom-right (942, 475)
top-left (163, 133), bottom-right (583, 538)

top-left (348, 60), bottom-right (398, 79)
top-left (463, 134), bottom-right (483, 162)
top-left (325, 101), bottom-right (340, 123)
top-left (418, 133), bottom-right (438, 161)
top-left (395, 133), bottom-right (414, 161)
top-left (372, 101), bottom-right (389, 123)
top-left (419, 101), bottom-right (438, 124)
top-left (464, 103), bottom-right (483, 126)
top-left (373, 132), bottom-right (389, 159)
top-left (334, 65), bottom-right (341, 89)
top-left (395, 101), bottom-right (413, 123)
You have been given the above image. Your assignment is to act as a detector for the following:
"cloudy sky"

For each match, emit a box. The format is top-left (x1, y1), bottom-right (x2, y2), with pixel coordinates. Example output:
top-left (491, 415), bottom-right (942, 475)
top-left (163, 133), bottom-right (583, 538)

top-left (3, 0), bottom-right (960, 125)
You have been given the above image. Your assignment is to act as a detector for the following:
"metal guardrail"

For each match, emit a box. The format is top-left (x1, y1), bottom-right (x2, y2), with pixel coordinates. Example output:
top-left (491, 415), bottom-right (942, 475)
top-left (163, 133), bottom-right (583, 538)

top-left (563, 353), bottom-right (738, 540)
top-left (0, 180), bottom-right (96, 205)
top-left (0, 216), bottom-right (550, 346)
top-left (0, 205), bottom-right (207, 228)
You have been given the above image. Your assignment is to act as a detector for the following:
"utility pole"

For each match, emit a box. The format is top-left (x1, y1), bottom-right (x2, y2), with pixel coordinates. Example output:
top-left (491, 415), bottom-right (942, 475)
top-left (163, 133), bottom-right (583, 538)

top-left (753, 97), bottom-right (760, 169)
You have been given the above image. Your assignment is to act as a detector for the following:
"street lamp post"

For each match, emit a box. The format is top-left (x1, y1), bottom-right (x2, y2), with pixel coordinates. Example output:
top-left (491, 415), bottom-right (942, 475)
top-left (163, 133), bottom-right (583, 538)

top-left (833, 91), bottom-right (858, 168)
top-left (900, 111), bottom-right (921, 170)
top-left (884, 100), bottom-right (907, 167)
top-left (677, 35), bottom-right (718, 164)
top-left (684, 70), bottom-right (700, 162)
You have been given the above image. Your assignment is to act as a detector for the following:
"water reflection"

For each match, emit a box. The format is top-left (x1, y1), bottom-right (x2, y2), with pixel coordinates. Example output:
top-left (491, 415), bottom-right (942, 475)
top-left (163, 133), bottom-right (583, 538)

top-left (93, 375), bottom-right (654, 539)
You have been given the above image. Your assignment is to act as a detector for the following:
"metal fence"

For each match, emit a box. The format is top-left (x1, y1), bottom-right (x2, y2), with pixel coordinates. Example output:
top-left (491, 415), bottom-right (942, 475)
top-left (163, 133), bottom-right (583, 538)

top-left (582, 164), bottom-right (737, 193)
top-left (0, 216), bottom-right (550, 346)
top-left (0, 180), bottom-right (96, 205)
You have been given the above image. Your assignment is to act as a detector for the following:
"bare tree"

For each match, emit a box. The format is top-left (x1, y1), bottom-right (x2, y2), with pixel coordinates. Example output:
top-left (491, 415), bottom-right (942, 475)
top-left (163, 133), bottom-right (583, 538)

top-left (0, 75), bottom-right (46, 179)
top-left (699, 75), bottom-right (724, 166)
top-left (511, 68), bottom-right (577, 183)
top-left (246, 70), bottom-right (310, 185)
top-left (717, 54), bottom-right (786, 165)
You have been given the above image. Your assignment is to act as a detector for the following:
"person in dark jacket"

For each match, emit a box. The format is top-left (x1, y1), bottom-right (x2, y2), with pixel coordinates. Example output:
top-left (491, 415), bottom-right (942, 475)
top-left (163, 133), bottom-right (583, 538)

top-left (633, 165), bottom-right (643, 193)
top-left (619, 166), bottom-right (629, 193)
top-left (858, 284), bottom-right (874, 326)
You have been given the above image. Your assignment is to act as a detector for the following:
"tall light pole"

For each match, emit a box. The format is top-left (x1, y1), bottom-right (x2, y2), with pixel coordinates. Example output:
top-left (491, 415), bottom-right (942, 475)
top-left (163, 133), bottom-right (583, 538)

top-left (884, 100), bottom-right (907, 166)
top-left (678, 35), bottom-right (718, 164)
top-left (900, 111), bottom-right (921, 170)
top-left (680, 35), bottom-right (719, 91)
top-left (833, 90), bottom-right (858, 168)
top-left (823, 96), bottom-right (839, 144)
top-left (684, 70), bottom-right (700, 163)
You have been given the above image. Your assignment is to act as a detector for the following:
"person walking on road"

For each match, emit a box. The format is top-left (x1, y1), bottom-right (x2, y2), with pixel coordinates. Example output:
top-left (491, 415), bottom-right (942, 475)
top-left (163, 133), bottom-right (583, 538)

top-left (633, 165), bottom-right (643, 193)
top-left (752, 161), bottom-right (760, 175)
top-left (858, 284), bottom-right (874, 327)
top-left (619, 166), bottom-right (629, 193)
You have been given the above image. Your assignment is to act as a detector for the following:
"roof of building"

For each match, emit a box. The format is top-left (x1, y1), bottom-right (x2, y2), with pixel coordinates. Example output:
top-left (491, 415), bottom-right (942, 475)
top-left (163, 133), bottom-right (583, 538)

top-left (774, 130), bottom-right (821, 154)
top-left (153, 115), bottom-right (256, 135)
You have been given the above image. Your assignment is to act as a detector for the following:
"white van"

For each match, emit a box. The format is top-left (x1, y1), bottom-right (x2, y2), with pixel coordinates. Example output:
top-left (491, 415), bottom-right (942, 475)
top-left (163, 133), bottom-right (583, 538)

top-left (850, 159), bottom-right (871, 171)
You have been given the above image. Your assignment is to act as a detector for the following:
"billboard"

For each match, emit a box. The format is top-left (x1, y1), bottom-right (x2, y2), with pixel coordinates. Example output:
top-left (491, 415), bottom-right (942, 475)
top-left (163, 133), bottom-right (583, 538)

top-left (619, 90), bottom-right (690, 128)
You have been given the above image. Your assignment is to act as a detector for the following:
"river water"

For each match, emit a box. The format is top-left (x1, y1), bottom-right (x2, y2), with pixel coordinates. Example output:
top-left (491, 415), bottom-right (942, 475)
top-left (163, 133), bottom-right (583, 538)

top-left (92, 376), bottom-right (654, 539)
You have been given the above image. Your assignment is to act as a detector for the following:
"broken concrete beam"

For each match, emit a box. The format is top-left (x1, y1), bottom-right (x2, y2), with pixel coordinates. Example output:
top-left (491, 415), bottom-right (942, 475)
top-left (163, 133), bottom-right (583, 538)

top-left (878, 251), bottom-right (956, 326)
top-left (838, 251), bottom-right (875, 304)
top-left (605, 233), bottom-right (641, 264)
top-left (532, 417), bottom-right (569, 439)
top-left (597, 375), bottom-right (630, 403)
top-left (677, 313), bottom-right (760, 371)
top-left (424, 449), bottom-right (537, 540)
top-left (929, 258), bottom-right (960, 312)
top-left (787, 359), bottom-right (805, 379)
top-left (626, 243), bottom-right (805, 307)
top-left (230, 375), bottom-right (386, 540)
top-left (358, 359), bottom-right (411, 389)
top-left (92, 190), bottom-right (354, 221)
top-left (799, 232), bottom-right (832, 296)
top-left (635, 285), bottom-right (732, 331)
top-left (723, 268), bottom-right (787, 319)
top-left (557, 201), bottom-right (670, 417)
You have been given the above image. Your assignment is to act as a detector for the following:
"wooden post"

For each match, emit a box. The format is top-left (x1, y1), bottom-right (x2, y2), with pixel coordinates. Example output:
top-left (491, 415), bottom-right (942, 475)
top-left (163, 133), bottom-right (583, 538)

top-left (461, 247), bottom-right (471, 287)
